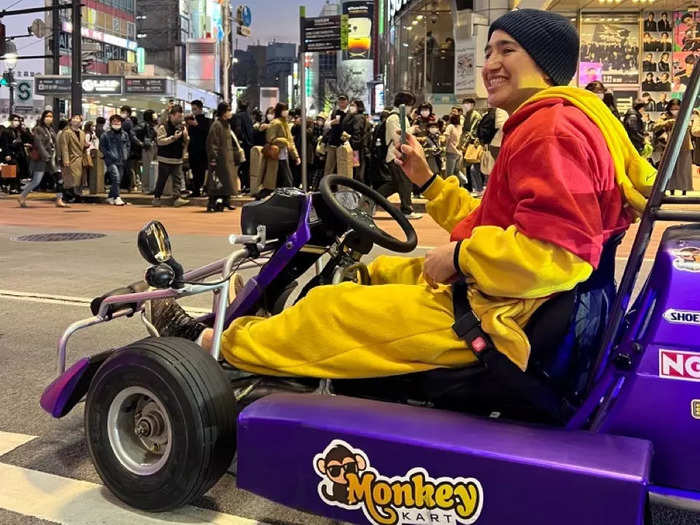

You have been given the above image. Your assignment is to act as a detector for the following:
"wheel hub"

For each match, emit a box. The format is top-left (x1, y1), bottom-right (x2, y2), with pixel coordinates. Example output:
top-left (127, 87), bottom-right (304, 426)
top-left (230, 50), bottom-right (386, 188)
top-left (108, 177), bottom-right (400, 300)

top-left (107, 386), bottom-right (173, 476)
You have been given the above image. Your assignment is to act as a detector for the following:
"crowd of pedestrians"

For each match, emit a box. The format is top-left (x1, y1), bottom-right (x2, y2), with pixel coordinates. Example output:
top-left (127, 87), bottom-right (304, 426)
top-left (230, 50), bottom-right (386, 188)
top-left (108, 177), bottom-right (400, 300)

top-left (5, 79), bottom-right (695, 210)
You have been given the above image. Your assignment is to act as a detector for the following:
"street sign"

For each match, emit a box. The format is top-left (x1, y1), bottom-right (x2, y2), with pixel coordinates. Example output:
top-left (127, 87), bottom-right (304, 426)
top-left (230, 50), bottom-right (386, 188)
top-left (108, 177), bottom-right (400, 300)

top-left (17, 80), bottom-right (32, 102)
top-left (124, 77), bottom-right (168, 94)
top-left (30, 18), bottom-right (49, 38)
top-left (237, 26), bottom-right (251, 37)
top-left (82, 41), bottom-right (102, 53)
top-left (302, 16), bottom-right (348, 53)
top-left (237, 5), bottom-right (252, 27)
top-left (81, 75), bottom-right (122, 94)
top-left (35, 75), bottom-right (71, 94)
top-left (340, 14), bottom-right (349, 51)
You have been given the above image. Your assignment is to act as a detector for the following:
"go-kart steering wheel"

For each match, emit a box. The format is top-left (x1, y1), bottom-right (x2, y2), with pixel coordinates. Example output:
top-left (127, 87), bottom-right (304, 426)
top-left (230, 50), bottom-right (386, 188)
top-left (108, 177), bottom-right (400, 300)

top-left (320, 175), bottom-right (418, 253)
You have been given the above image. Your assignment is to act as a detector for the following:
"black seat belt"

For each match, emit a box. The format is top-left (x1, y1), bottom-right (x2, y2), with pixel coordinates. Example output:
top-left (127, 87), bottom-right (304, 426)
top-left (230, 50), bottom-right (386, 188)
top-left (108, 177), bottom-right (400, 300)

top-left (451, 281), bottom-right (574, 423)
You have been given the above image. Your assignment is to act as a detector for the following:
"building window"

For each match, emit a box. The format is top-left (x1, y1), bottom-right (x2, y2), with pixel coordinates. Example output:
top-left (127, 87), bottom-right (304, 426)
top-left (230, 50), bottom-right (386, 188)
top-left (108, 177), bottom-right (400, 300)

top-left (390, 0), bottom-right (455, 100)
top-left (127, 22), bottom-right (135, 39)
top-left (113, 17), bottom-right (121, 33)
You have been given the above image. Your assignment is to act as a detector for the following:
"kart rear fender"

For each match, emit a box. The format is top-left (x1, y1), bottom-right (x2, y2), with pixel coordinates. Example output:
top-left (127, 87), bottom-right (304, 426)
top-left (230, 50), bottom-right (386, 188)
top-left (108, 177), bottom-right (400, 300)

top-left (237, 394), bottom-right (653, 525)
top-left (40, 350), bottom-right (113, 418)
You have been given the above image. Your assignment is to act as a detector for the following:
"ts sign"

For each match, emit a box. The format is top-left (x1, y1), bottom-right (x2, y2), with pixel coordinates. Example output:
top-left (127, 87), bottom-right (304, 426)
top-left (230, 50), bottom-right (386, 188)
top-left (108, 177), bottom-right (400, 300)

top-left (659, 350), bottom-right (700, 382)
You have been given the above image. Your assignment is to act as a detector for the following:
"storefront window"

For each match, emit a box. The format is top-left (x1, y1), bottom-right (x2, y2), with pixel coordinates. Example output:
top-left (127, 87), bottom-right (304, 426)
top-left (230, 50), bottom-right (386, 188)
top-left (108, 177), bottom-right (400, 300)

top-left (388, 0), bottom-right (454, 102)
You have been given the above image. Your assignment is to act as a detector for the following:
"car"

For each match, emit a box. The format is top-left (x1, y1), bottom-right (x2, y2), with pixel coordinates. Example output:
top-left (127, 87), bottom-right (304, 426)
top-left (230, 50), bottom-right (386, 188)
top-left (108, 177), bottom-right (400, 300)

top-left (41, 96), bottom-right (700, 525)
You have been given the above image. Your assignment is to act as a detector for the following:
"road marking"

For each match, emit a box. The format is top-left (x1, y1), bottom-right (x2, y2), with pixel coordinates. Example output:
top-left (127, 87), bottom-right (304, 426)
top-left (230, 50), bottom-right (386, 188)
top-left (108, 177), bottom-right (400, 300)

top-left (0, 431), bottom-right (36, 456)
top-left (0, 289), bottom-right (210, 315)
top-left (0, 432), bottom-right (261, 524)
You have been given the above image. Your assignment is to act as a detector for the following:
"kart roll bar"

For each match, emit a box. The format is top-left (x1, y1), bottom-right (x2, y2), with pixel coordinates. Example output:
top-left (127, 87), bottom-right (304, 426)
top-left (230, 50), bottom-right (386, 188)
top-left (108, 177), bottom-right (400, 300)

top-left (587, 61), bottom-right (700, 391)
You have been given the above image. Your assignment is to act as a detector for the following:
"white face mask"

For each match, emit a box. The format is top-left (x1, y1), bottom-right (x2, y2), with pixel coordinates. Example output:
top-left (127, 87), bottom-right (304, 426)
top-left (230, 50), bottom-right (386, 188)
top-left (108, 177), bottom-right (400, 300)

top-left (348, 106), bottom-right (358, 114)
top-left (266, 113), bottom-right (273, 122)
top-left (596, 92), bottom-right (605, 100)
top-left (281, 110), bottom-right (289, 119)
top-left (671, 109), bottom-right (680, 117)
top-left (421, 110), bottom-right (430, 117)
top-left (111, 125), bottom-right (122, 131)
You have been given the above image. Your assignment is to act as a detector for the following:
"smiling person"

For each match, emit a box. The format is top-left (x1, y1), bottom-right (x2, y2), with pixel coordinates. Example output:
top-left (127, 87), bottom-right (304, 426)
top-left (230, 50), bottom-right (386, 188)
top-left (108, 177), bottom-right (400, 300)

top-left (148, 10), bottom-right (654, 388)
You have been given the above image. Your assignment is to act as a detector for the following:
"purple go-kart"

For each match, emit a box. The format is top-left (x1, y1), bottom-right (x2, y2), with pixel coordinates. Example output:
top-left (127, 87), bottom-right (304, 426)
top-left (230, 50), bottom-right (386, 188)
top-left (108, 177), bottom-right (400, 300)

top-left (41, 77), bottom-right (700, 524)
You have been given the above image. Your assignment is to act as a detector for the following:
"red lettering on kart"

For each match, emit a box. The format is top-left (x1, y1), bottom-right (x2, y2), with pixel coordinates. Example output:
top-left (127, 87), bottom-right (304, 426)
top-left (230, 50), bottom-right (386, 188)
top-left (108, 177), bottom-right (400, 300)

top-left (659, 350), bottom-right (700, 382)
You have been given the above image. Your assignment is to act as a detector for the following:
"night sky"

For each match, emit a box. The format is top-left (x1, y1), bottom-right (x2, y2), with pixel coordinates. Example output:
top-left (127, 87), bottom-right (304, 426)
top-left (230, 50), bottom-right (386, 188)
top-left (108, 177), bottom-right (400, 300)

top-left (241, 0), bottom-right (331, 48)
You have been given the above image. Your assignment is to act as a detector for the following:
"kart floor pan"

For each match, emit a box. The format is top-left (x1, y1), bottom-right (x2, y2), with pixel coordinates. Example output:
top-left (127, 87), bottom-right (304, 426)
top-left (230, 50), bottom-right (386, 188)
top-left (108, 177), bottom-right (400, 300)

top-left (237, 394), bottom-right (652, 525)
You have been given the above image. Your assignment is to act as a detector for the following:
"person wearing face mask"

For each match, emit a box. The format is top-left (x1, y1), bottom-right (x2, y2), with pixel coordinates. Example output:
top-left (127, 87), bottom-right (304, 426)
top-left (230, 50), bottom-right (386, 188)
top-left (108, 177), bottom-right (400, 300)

top-left (584, 81), bottom-right (606, 100)
top-left (654, 98), bottom-right (693, 194)
top-left (58, 113), bottom-right (89, 203)
top-left (342, 99), bottom-right (371, 183)
top-left (0, 114), bottom-right (26, 195)
top-left (153, 105), bottom-right (190, 207)
top-left (623, 100), bottom-right (647, 154)
top-left (376, 91), bottom-right (422, 220)
top-left (118, 106), bottom-right (137, 192)
top-left (258, 102), bottom-right (300, 196)
top-left (186, 100), bottom-right (212, 197)
top-left (206, 101), bottom-right (241, 211)
top-left (323, 94), bottom-right (349, 176)
top-left (19, 111), bottom-right (65, 207)
top-left (99, 115), bottom-right (130, 206)
top-left (231, 99), bottom-right (254, 194)
top-left (423, 123), bottom-right (443, 175)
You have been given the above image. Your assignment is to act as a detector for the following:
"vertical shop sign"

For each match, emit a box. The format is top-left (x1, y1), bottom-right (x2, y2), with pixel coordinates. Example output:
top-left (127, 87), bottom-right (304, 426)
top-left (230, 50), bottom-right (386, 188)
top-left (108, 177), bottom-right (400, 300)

top-left (342, 1), bottom-right (374, 61)
top-left (455, 40), bottom-right (475, 92)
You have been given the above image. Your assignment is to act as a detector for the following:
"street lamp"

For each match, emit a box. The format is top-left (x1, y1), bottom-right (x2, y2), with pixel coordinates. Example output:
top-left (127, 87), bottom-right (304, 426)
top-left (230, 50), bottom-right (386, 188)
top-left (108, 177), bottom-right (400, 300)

top-left (1, 41), bottom-right (18, 115)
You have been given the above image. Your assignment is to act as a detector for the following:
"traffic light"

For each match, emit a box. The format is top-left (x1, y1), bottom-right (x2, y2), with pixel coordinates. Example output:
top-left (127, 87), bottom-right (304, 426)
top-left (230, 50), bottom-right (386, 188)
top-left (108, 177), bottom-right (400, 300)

top-left (1, 70), bottom-right (14, 87)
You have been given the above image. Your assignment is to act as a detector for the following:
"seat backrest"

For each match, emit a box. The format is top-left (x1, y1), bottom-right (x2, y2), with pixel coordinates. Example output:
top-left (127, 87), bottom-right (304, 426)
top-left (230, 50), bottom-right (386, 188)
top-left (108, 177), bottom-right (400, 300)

top-left (526, 233), bottom-right (624, 403)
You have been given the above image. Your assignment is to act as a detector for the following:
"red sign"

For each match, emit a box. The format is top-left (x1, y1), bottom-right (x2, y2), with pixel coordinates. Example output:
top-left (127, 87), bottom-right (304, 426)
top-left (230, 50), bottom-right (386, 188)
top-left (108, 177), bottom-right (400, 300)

top-left (659, 349), bottom-right (700, 381)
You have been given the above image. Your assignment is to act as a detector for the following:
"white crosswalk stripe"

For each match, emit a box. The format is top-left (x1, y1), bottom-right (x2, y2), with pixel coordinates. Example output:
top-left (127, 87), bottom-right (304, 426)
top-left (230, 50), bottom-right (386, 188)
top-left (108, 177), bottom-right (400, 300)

top-left (0, 431), bottom-right (262, 524)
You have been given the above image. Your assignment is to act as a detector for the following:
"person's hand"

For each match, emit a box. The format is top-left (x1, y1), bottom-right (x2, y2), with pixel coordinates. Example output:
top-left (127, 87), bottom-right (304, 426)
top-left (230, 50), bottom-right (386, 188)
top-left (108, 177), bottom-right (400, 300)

top-left (174, 130), bottom-right (183, 138)
top-left (4, 155), bottom-right (10, 161)
top-left (392, 130), bottom-right (433, 188)
top-left (295, 157), bottom-right (301, 166)
top-left (423, 242), bottom-right (459, 288)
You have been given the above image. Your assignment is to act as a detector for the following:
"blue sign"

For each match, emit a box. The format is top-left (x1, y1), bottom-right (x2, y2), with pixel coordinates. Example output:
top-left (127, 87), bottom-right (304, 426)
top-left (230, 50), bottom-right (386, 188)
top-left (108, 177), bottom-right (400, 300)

top-left (239, 5), bottom-right (252, 27)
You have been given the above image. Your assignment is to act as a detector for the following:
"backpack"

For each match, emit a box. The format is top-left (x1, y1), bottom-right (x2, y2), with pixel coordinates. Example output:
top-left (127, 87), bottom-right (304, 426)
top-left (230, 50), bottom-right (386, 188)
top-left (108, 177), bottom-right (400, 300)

top-left (475, 108), bottom-right (497, 145)
top-left (372, 119), bottom-right (388, 161)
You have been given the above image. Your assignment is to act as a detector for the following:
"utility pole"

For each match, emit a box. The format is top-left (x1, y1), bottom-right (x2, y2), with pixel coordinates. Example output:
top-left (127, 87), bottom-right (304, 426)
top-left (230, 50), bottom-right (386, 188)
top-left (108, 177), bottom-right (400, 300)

top-left (8, 73), bottom-right (14, 114)
top-left (71, 0), bottom-right (81, 116)
top-left (299, 5), bottom-right (307, 191)
top-left (52, 0), bottom-right (60, 116)
top-left (221, 0), bottom-right (230, 101)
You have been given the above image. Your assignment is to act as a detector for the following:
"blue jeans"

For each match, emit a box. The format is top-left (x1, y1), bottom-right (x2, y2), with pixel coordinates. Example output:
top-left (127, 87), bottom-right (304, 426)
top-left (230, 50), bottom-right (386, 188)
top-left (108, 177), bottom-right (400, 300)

top-left (446, 153), bottom-right (461, 177)
top-left (106, 164), bottom-right (124, 199)
top-left (468, 164), bottom-right (484, 193)
top-left (20, 171), bottom-right (46, 198)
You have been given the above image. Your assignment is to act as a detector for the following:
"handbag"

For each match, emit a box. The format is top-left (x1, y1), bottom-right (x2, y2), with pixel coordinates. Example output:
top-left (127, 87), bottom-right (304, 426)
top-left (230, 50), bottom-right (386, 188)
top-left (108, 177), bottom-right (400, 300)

top-left (262, 143), bottom-right (280, 161)
top-left (1, 164), bottom-right (17, 178)
top-left (464, 141), bottom-right (485, 164)
top-left (205, 166), bottom-right (224, 194)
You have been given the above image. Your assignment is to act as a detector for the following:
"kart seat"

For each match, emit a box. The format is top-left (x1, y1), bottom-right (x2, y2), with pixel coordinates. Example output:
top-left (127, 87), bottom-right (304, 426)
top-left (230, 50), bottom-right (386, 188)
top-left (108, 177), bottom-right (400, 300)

top-left (335, 233), bottom-right (624, 424)
top-left (90, 280), bottom-right (149, 317)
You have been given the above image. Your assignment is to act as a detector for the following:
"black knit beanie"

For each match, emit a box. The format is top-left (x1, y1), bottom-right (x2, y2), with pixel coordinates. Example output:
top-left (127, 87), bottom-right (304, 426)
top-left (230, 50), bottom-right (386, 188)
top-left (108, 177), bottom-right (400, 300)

top-left (489, 9), bottom-right (579, 87)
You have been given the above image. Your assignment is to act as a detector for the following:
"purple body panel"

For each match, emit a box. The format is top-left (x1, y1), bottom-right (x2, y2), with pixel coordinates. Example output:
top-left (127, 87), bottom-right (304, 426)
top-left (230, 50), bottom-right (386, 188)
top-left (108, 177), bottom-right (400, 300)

top-left (224, 196), bottom-right (312, 326)
top-left (238, 394), bottom-right (651, 525)
top-left (599, 226), bottom-right (700, 492)
top-left (40, 358), bottom-right (90, 417)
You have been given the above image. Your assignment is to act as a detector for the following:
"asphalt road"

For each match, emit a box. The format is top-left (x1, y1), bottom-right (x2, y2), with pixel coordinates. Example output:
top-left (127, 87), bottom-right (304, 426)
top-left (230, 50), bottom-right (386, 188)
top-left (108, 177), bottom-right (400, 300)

top-left (0, 198), bottom-right (661, 525)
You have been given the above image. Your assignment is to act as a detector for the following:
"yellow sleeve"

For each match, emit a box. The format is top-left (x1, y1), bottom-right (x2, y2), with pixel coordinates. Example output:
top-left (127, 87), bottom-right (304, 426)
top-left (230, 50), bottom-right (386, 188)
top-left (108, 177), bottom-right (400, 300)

top-left (455, 225), bottom-right (593, 299)
top-left (422, 175), bottom-right (480, 233)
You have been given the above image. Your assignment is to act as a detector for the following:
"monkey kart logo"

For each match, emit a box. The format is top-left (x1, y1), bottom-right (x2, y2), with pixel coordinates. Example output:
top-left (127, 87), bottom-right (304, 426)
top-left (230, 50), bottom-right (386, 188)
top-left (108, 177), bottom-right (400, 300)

top-left (313, 440), bottom-right (484, 525)
top-left (672, 247), bottom-right (700, 273)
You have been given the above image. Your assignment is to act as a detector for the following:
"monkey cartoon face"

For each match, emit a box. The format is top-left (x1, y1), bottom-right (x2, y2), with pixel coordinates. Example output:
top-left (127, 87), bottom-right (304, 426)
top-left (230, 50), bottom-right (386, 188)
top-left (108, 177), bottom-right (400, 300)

top-left (315, 444), bottom-right (368, 504)
top-left (678, 247), bottom-right (700, 263)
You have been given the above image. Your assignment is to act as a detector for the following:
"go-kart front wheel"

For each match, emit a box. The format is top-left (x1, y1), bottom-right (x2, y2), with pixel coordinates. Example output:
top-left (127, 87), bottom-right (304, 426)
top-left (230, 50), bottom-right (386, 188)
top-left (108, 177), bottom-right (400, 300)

top-left (85, 337), bottom-right (236, 512)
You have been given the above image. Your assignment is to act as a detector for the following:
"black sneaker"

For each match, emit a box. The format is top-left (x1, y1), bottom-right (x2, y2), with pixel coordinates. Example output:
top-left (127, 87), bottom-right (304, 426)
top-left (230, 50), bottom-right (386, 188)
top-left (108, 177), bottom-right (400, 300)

top-left (147, 298), bottom-right (207, 341)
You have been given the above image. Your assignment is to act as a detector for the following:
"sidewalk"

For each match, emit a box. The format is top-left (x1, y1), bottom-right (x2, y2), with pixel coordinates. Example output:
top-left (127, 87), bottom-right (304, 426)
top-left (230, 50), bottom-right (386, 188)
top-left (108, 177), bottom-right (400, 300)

top-left (15, 190), bottom-right (432, 213)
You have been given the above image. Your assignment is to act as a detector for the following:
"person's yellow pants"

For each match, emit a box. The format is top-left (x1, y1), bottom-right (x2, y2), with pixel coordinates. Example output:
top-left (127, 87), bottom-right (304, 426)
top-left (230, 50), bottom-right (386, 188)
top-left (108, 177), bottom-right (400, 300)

top-left (220, 255), bottom-right (476, 378)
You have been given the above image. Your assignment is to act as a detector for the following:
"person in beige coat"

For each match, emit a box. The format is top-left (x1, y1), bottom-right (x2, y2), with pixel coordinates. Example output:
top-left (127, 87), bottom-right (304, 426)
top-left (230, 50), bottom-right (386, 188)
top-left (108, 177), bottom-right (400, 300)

top-left (206, 101), bottom-right (241, 211)
top-left (59, 114), bottom-right (88, 203)
top-left (260, 102), bottom-right (299, 196)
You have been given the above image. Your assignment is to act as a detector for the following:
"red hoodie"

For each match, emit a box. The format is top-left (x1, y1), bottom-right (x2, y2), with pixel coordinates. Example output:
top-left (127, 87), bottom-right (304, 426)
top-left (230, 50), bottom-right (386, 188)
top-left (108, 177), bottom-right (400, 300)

top-left (450, 98), bottom-right (632, 268)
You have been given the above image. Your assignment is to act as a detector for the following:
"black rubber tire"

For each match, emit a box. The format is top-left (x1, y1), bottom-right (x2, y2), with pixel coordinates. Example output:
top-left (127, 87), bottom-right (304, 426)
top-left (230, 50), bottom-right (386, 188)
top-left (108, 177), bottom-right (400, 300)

top-left (85, 337), bottom-right (236, 512)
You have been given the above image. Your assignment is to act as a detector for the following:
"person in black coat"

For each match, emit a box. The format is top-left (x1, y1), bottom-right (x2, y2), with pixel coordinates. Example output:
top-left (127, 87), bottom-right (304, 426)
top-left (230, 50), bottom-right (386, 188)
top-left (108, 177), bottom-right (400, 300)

top-left (187, 99), bottom-right (211, 197)
top-left (0, 114), bottom-right (26, 193)
top-left (342, 99), bottom-right (371, 183)
top-left (658, 12), bottom-right (672, 32)
top-left (231, 99), bottom-right (255, 193)
top-left (643, 53), bottom-right (656, 72)
top-left (623, 100), bottom-right (646, 153)
top-left (644, 13), bottom-right (657, 32)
